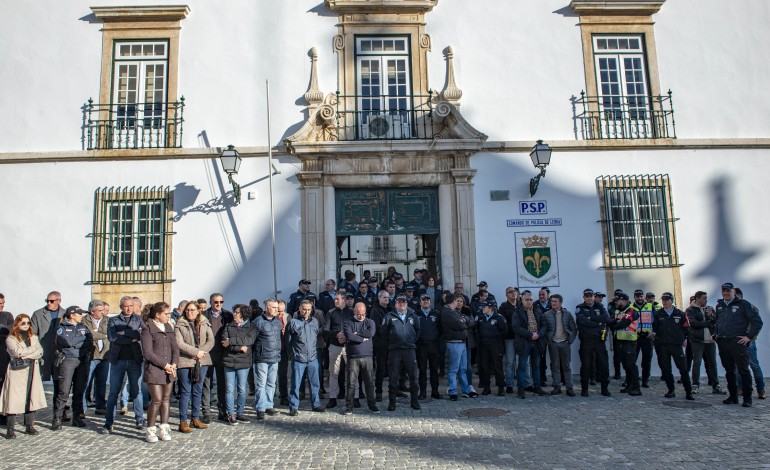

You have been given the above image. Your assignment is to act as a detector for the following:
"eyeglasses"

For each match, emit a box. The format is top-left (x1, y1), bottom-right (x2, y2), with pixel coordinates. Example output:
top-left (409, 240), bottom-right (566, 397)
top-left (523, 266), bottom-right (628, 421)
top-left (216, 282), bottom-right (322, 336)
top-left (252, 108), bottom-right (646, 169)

top-left (19, 322), bottom-right (30, 326)
top-left (212, 301), bottom-right (224, 304)
top-left (46, 299), bottom-right (59, 303)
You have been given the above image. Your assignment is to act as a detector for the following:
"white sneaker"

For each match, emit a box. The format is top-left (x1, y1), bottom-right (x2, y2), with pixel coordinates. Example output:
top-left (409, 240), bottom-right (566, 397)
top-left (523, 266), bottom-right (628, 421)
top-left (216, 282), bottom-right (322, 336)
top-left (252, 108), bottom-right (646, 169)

top-left (145, 425), bottom-right (158, 443)
top-left (158, 423), bottom-right (172, 441)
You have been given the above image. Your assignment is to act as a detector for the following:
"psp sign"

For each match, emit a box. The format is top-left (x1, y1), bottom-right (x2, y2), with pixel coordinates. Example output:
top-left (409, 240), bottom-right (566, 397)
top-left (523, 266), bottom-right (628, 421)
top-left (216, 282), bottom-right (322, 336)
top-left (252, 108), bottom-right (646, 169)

top-left (519, 200), bottom-right (548, 215)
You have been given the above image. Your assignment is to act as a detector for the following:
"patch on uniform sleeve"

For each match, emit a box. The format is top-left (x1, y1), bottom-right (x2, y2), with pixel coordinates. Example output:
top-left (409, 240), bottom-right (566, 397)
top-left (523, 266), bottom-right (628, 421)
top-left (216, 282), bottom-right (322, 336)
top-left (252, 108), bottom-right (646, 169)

top-left (431, 317), bottom-right (437, 322)
top-left (491, 319), bottom-right (497, 325)
top-left (408, 318), bottom-right (414, 325)
top-left (57, 327), bottom-right (64, 335)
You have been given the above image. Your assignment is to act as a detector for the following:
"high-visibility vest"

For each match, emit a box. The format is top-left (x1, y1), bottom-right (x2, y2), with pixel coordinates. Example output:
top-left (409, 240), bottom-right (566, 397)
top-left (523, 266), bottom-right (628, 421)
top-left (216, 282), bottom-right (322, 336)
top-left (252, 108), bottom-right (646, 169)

top-left (615, 306), bottom-right (639, 341)
top-left (632, 302), bottom-right (655, 333)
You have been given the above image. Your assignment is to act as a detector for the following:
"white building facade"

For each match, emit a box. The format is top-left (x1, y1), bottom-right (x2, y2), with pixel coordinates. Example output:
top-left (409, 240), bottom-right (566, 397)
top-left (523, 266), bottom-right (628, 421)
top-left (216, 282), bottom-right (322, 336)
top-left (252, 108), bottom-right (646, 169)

top-left (1, 0), bottom-right (768, 367)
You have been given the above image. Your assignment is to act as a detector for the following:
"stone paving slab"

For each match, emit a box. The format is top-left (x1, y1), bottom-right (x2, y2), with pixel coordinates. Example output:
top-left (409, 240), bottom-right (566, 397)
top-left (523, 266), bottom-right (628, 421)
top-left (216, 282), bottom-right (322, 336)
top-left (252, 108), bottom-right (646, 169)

top-left (0, 376), bottom-right (767, 469)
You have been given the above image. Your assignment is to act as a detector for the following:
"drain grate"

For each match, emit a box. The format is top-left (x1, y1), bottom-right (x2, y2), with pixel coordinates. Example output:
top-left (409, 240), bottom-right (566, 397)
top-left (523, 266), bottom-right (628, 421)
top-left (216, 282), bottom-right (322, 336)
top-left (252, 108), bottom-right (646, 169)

top-left (459, 407), bottom-right (510, 418)
top-left (661, 401), bottom-right (713, 409)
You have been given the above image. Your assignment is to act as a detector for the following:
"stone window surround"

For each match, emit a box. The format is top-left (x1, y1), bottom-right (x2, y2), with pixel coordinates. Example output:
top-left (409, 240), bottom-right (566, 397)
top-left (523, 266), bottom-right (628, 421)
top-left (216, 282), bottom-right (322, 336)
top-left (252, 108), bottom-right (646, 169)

top-left (570, 1), bottom-right (666, 109)
top-left (90, 5), bottom-right (189, 126)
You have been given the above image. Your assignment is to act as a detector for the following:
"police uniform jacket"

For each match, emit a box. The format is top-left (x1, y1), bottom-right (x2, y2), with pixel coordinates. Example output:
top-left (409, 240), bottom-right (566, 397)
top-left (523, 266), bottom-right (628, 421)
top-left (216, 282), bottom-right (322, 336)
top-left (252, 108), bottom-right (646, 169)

top-left (714, 297), bottom-right (763, 340)
top-left (477, 312), bottom-right (507, 344)
top-left (575, 302), bottom-right (610, 340)
top-left (286, 316), bottom-right (319, 364)
top-left (652, 307), bottom-right (688, 346)
top-left (382, 310), bottom-right (421, 350)
top-left (287, 289), bottom-right (316, 316)
top-left (415, 308), bottom-right (441, 344)
top-left (141, 320), bottom-right (179, 384)
top-left (107, 313), bottom-right (144, 364)
top-left (55, 319), bottom-right (93, 360)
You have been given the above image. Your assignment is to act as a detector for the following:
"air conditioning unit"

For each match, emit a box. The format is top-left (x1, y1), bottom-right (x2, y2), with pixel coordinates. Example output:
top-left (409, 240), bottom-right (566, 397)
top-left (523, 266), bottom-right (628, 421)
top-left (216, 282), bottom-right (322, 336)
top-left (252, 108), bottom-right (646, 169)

top-left (360, 114), bottom-right (410, 139)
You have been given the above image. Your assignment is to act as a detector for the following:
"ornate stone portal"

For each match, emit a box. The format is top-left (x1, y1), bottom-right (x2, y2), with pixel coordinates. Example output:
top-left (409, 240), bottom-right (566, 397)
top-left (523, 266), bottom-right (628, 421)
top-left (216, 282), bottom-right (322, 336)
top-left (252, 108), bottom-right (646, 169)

top-left (285, 0), bottom-right (487, 289)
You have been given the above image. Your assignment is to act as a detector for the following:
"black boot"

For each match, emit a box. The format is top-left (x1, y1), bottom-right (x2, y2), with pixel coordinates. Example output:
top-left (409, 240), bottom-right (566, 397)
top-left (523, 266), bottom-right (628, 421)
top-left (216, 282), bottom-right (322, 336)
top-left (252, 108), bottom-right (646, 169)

top-left (5, 415), bottom-right (16, 440)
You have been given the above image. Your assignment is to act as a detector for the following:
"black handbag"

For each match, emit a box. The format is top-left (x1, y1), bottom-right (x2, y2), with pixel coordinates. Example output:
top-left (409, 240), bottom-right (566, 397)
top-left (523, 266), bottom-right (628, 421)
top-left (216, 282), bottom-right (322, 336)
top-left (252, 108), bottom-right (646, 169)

top-left (191, 360), bottom-right (202, 383)
top-left (9, 357), bottom-right (30, 371)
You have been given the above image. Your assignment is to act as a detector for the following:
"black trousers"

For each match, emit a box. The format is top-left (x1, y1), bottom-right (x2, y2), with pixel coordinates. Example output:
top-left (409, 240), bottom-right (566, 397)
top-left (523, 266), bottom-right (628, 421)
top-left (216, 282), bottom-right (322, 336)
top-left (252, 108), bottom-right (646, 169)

top-left (202, 360), bottom-right (226, 416)
top-left (612, 336), bottom-right (622, 376)
top-left (580, 336), bottom-right (609, 387)
top-left (717, 338), bottom-right (753, 399)
top-left (374, 345), bottom-right (388, 393)
top-left (618, 340), bottom-right (640, 391)
top-left (346, 357), bottom-right (376, 408)
top-left (478, 341), bottom-right (505, 389)
top-left (416, 342), bottom-right (440, 393)
top-left (657, 343), bottom-right (692, 393)
top-left (635, 337), bottom-right (654, 382)
top-left (54, 357), bottom-right (89, 418)
top-left (387, 348), bottom-right (418, 403)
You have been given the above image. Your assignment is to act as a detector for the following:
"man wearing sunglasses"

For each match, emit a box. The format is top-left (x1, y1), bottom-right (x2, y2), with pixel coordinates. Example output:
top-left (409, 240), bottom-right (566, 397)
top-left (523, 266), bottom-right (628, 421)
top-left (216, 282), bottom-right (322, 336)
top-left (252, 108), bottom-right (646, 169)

top-left (202, 293), bottom-right (233, 422)
top-left (31, 292), bottom-right (65, 384)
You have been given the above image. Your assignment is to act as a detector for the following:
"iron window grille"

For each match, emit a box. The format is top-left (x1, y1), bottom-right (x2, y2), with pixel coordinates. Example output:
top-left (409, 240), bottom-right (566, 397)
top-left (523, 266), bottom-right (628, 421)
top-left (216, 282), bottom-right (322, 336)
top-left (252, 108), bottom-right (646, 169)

top-left (91, 186), bottom-right (175, 284)
top-left (597, 174), bottom-right (680, 269)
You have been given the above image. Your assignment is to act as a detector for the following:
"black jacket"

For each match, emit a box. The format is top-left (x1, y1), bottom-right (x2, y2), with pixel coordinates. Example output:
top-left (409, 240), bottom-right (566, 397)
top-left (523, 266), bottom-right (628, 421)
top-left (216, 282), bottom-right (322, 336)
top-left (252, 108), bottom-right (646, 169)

top-left (324, 307), bottom-right (353, 348)
top-left (575, 302), bottom-right (610, 340)
top-left (107, 313), bottom-right (144, 364)
top-left (55, 319), bottom-right (93, 360)
top-left (652, 308), bottom-right (688, 346)
top-left (381, 311), bottom-right (420, 350)
top-left (497, 301), bottom-right (518, 340)
top-left (370, 303), bottom-right (390, 348)
top-left (221, 321), bottom-right (257, 369)
top-left (685, 305), bottom-right (715, 343)
top-left (287, 289), bottom-right (316, 316)
top-left (714, 297), bottom-right (763, 340)
top-left (511, 307), bottom-right (546, 354)
top-left (415, 308), bottom-right (441, 344)
top-left (477, 312), bottom-right (507, 344)
top-left (440, 306), bottom-right (476, 342)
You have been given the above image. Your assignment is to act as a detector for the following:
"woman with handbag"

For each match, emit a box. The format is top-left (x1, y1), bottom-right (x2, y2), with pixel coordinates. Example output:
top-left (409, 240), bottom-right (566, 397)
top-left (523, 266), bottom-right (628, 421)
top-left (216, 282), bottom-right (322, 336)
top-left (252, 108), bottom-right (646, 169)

top-left (175, 300), bottom-right (214, 433)
top-left (141, 302), bottom-right (179, 443)
top-left (0, 314), bottom-right (46, 438)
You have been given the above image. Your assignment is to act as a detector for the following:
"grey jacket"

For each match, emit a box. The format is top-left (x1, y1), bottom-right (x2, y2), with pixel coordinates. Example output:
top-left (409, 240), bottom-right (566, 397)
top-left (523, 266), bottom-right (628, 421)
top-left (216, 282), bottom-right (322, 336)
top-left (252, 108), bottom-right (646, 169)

top-left (175, 316), bottom-right (214, 369)
top-left (30, 306), bottom-right (65, 379)
top-left (543, 308), bottom-right (578, 344)
top-left (286, 316), bottom-right (319, 363)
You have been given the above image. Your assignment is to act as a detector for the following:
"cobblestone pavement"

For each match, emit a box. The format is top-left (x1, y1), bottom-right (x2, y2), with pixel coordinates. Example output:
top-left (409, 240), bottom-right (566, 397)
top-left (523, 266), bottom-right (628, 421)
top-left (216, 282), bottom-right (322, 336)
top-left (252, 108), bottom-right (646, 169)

top-left (0, 376), bottom-right (768, 470)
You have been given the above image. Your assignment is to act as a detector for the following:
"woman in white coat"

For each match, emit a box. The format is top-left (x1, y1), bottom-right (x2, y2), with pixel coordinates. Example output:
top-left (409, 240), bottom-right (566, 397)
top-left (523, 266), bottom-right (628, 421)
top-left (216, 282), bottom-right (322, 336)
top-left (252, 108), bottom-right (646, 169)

top-left (0, 314), bottom-right (46, 438)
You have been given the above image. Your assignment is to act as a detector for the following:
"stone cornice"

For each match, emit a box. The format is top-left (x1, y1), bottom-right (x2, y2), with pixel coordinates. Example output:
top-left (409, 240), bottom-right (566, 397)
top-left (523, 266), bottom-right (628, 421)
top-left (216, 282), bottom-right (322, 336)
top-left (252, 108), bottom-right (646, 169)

top-left (324, 0), bottom-right (438, 14)
top-left (569, 0), bottom-right (665, 16)
top-left (91, 5), bottom-right (190, 23)
top-left (4, 138), bottom-right (770, 164)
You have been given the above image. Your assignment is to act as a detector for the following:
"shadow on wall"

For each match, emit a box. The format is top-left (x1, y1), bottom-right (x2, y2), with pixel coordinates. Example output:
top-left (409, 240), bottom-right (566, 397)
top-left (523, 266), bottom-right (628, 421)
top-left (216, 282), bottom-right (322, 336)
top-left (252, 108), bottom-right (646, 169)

top-left (695, 177), bottom-right (768, 343)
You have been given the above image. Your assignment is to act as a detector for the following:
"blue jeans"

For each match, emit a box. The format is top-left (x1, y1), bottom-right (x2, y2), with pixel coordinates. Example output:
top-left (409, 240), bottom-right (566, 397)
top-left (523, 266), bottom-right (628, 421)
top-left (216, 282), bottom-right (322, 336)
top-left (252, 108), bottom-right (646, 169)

top-left (517, 342), bottom-right (541, 390)
top-left (178, 366), bottom-right (208, 421)
top-left (504, 340), bottom-right (517, 387)
top-left (446, 342), bottom-right (472, 395)
top-left (104, 359), bottom-right (144, 429)
top-left (83, 359), bottom-right (110, 410)
top-left (737, 341), bottom-right (765, 392)
top-left (120, 369), bottom-right (150, 408)
top-left (290, 360), bottom-right (321, 409)
top-left (254, 362), bottom-right (278, 412)
top-left (224, 367), bottom-right (250, 416)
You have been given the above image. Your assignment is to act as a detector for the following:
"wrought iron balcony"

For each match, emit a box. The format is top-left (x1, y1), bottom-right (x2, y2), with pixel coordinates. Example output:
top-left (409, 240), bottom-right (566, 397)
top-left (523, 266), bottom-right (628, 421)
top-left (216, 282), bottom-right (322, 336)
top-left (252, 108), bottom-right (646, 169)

top-left (573, 90), bottom-right (676, 140)
top-left (85, 97), bottom-right (184, 150)
top-left (332, 92), bottom-right (435, 141)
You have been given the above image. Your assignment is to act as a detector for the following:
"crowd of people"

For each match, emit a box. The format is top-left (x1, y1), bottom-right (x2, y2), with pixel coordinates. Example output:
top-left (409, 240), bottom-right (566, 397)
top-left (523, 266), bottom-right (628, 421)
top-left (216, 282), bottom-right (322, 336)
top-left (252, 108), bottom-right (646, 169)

top-left (0, 271), bottom-right (764, 442)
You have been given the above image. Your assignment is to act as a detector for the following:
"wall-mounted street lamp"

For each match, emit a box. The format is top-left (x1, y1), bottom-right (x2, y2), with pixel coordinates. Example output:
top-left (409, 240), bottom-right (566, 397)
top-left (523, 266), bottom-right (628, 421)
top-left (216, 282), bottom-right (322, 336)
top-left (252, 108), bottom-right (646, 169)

top-left (220, 144), bottom-right (242, 205)
top-left (529, 139), bottom-right (552, 197)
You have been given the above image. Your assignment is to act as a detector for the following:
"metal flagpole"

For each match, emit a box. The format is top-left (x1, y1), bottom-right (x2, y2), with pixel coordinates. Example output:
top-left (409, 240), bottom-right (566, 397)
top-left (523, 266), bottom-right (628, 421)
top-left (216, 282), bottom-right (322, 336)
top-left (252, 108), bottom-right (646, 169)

top-left (266, 79), bottom-right (278, 298)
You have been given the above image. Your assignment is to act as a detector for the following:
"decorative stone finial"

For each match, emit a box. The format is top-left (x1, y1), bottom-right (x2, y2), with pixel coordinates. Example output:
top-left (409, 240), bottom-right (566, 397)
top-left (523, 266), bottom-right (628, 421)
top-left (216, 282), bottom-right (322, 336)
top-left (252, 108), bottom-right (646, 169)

top-left (441, 45), bottom-right (462, 104)
top-left (304, 47), bottom-right (324, 108)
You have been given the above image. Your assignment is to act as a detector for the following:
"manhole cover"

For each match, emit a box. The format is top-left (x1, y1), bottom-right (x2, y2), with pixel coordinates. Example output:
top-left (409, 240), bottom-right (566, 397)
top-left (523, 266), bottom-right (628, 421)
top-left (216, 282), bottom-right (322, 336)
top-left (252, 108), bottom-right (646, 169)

top-left (661, 401), bottom-right (712, 409)
top-left (459, 407), bottom-right (510, 418)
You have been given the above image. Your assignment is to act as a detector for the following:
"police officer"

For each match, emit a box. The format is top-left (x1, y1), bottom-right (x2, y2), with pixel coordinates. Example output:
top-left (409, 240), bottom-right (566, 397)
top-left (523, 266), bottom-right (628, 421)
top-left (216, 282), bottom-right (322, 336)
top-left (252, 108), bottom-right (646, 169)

top-left (576, 289), bottom-right (611, 397)
top-left (415, 293), bottom-right (442, 400)
top-left (714, 282), bottom-right (763, 407)
top-left (354, 281), bottom-right (375, 311)
top-left (287, 279), bottom-right (315, 316)
top-left (476, 300), bottom-right (507, 396)
top-left (404, 284), bottom-right (420, 312)
top-left (382, 295), bottom-right (421, 411)
top-left (471, 281), bottom-right (496, 304)
top-left (652, 292), bottom-right (694, 400)
top-left (52, 306), bottom-right (93, 430)
top-left (630, 289), bottom-right (657, 388)
top-left (609, 293), bottom-right (642, 396)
